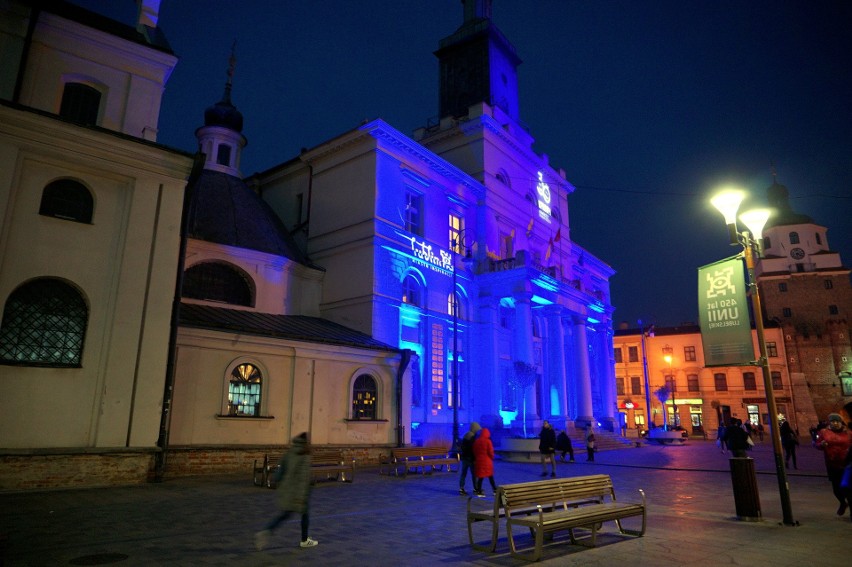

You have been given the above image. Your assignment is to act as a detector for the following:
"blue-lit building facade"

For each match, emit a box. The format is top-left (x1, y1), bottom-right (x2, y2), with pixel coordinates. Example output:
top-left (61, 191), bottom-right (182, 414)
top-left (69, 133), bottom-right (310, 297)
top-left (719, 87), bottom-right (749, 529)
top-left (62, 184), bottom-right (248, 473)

top-left (254, 1), bottom-right (617, 443)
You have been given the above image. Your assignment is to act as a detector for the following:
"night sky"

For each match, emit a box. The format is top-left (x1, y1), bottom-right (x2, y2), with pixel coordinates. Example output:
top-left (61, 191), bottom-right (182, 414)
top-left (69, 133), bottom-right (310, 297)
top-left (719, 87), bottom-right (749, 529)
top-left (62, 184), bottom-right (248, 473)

top-left (72, 1), bottom-right (852, 328)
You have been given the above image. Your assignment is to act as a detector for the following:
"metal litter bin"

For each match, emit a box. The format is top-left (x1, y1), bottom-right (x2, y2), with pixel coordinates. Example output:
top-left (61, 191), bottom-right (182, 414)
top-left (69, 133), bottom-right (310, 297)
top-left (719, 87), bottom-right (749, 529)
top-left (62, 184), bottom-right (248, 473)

top-left (730, 457), bottom-right (761, 521)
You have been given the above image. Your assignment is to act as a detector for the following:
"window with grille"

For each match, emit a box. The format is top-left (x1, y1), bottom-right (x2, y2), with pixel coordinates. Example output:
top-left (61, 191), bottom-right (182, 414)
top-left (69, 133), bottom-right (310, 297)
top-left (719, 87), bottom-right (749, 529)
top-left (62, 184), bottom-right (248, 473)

top-left (227, 363), bottom-right (262, 416)
top-left (0, 279), bottom-right (87, 367)
top-left (352, 374), bottom-right (377, 420)
top-left (59, 82), bottom-right (101, 125)
top-left (39, 179), bottom-right (93, 223)
top-left (182, 262), bottom-right (254, 306)
top-left (743, 372), bottom-right (757, 391)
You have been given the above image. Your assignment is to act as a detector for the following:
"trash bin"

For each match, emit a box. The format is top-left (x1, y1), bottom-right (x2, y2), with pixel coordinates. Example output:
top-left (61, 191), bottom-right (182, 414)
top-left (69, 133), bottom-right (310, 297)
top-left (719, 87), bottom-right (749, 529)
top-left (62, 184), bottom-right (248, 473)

top-left (729, 457), bottom-right (761, 521)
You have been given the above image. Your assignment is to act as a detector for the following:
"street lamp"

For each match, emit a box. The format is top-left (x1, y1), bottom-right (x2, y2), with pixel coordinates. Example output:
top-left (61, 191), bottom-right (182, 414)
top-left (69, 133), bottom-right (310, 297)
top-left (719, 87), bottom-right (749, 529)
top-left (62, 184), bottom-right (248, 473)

top-left (711, 188), bottom-right (796, 526)
top-left (450, 230), bottom-right (473, 452)
top-left (662, 344), bottom-right (676, 427)
top-left (638, 320), bottom-right (654, 431)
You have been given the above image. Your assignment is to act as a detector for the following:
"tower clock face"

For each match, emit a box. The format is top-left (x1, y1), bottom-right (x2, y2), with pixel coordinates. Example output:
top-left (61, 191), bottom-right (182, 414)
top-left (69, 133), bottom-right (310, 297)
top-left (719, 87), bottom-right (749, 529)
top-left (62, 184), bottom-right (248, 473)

top-left (790, 248), bottom-right (805, 260)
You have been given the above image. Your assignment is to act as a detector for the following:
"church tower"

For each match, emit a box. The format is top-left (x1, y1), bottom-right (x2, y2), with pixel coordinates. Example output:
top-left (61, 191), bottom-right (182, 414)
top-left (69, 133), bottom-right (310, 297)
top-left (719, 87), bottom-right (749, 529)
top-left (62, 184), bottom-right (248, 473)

top-left (434, 0), bottom-right (521, 122)
top-left (756, 178), bottom-right (852, 422)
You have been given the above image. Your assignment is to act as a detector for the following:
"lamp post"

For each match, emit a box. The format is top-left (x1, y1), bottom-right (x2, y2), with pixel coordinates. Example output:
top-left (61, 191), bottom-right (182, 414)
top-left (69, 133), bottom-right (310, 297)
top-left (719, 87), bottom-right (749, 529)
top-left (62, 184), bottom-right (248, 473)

top-left (638, 320), bottom-right (655, 431)
top-left (450, 230), bottom-right (472, 452)
top-left (662, 344), bottom-right (676, 427)
top-left (711, 188), bottom-right (796, 526)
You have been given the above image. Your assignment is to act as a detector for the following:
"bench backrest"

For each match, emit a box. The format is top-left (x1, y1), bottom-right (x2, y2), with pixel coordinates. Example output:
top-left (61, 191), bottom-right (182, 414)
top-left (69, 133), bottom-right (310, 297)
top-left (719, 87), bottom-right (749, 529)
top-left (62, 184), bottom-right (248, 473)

top-left (391, 446), bottom-right (452, 459)
top-left (500, 474), bottom-right (616, 512)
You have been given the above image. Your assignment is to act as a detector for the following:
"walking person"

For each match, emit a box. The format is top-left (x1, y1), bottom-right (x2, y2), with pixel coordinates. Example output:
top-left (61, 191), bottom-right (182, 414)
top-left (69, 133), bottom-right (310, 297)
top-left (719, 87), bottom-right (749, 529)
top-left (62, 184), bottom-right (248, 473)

top-left (585, 425), bottom-right (596, 462)
top-left (556, 429), bottom-right (574, 462)
top-left (815, 413), bottom-right (852, 518)
top-left (725, 419), bottom-right (750, 458)
top-left (539, 420), bottom-right (557, 477)
top-left (255, 432), bottom-right (318, 550)
top-left (472, 427), bottom-right (497, 496)
top-left (458, 421), bottom-right (480, 495)
top-left (779, 417), bottom-right (798, 469)
top-left (717, 423), bottom-right (728, 454)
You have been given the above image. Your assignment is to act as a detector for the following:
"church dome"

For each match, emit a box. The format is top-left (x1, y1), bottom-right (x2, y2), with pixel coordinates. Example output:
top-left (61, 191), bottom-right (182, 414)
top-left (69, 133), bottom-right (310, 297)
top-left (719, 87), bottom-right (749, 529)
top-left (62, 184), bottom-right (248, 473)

top-left (187, 170), bottom-right (308, 263)
top-left (765, 180), bottom-right (813, 227)
top-left (203, 90), bottom-right (244, 132)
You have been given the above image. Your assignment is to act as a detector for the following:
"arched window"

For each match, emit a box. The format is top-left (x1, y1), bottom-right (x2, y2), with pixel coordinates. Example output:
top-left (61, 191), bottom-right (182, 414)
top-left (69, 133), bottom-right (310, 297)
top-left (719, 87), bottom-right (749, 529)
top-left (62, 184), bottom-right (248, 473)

top-left (448, 291), bottom-right (465, 320)
top-left (39, 179), bottom-right (93, 223)
top-left (0, 278), bottom-right (88, 367)
top-left (59, 82), bottom-right (101, 125)
top-left (789, 231), bottom-right (800, 244)
top-left (227, 363), bottom-right (262, 416)
top-left (402, 275), bottom-right (421, 307)
top-left (352, 374), bottom-right (378, 420)
top-left (495, 169), bottom-right (511, 187)
top-left (216, 144), bottom-right (232, 166)
top-left (183, 262), bottom-right (254, 306)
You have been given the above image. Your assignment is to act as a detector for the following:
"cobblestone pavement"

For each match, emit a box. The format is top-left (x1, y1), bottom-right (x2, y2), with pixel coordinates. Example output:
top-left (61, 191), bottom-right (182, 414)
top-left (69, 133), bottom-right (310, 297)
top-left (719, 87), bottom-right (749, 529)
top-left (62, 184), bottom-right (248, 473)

top-left (2, 438), bottom-right (849, 566)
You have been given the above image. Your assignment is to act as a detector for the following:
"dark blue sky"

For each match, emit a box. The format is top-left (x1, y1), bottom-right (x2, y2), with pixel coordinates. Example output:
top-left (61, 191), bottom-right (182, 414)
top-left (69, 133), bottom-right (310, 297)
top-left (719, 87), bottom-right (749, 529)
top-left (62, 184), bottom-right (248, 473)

top-left (73, 1), bottom-right (852, 328)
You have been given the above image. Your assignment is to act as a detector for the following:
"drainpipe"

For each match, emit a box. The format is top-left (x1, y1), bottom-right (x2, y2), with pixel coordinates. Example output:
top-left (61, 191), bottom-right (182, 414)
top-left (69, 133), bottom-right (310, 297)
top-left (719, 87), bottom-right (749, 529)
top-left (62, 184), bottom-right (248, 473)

top-left (396, 350), bottom-right (412, 447)
top-left (153, 151), bottom-right (205, 482)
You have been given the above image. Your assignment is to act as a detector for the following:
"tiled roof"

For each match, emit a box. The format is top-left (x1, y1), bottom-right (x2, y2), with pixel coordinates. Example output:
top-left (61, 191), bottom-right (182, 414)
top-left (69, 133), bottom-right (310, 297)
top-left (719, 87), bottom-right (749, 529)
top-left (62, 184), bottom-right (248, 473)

top-left (179, 303), bottom-right (397, 352)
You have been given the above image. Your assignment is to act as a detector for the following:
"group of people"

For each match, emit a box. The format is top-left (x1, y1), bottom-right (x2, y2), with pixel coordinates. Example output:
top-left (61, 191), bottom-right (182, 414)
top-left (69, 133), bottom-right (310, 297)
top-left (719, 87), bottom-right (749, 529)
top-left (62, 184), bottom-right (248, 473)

top-left (458, 422), bottom-right (498, 496)
top-left (717, 411), bottom-right (852, 521)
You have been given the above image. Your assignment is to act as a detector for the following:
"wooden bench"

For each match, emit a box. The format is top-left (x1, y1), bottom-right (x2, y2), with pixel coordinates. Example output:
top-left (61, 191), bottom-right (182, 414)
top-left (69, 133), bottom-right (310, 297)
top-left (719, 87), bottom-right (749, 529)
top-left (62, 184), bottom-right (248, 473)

top-left (253, 450), bottom-right (355, 488)
top-left (379, 446), bottom-right (459, 477)
top-left (467, 474), bottom-right (645, 561)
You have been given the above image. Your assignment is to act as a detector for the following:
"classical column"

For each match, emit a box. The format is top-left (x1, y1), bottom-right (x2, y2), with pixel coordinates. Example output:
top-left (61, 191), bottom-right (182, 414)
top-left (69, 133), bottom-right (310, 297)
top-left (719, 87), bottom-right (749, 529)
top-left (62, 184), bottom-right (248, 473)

top-left (593, 324), bottom-right (618, 432)
top-left (572, 316), bottom-right (594, 428)
top-left (513, 291), bottom-right (538, 422)
top-left (544, 305), bottom-right (567, 422)
top-left (475, 295), bottom-right (499, 422)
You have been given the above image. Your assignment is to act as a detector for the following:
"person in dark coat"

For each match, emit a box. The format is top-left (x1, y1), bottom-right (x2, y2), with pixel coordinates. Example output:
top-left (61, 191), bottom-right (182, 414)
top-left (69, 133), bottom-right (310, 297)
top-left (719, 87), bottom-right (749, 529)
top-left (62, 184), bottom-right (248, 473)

top-left (458, 421), bottom-right (481, 495)
top-left (585, 425), bottom-right (596, 462)
top-left (255, 432), bottom-right (318, 550)
top-left (556, 429), bottom-right (574, 463)
top-left (539, 420), bottom-right (557, 477)
top-left (472, 427), bottom-right (497, 496)
top-left (725, 419), bottom-right (750, 458)
top-left (779, 418), bottom-right (798, 469)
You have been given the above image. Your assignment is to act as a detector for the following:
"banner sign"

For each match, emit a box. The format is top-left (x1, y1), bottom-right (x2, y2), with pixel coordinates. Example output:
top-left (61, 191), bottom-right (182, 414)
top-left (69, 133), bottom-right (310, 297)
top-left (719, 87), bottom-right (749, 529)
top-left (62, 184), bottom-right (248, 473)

top-left (698, 257), bottom-right (755, 366)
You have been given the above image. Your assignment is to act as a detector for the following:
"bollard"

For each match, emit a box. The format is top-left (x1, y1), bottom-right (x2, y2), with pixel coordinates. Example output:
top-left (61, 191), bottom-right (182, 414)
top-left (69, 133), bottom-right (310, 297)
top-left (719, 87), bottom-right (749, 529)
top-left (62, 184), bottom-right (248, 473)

top-left (729, 457), bottom-right (761, 521)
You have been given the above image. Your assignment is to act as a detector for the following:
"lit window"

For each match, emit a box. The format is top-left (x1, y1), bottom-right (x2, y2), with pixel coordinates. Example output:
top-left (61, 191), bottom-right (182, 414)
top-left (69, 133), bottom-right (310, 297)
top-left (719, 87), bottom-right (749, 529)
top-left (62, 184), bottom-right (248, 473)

top-left (448, 292), bottom-right (465, 320)
top-left (59, 82), bottom-right (100, 125)
top-left (449, 213), bottom-right (464, 254)
top-left (39, 179), bottom-right (93, 223)
top-left (352, 374), bottom-right (378, 420)
top-left (0, 278), bottom-right (87, 367)
top-left (183, 262), bottom-right (254, 306)
top-left (227, 363), bottom-right (262, 416)
top-left (714, 373), bottom-right (727, 391)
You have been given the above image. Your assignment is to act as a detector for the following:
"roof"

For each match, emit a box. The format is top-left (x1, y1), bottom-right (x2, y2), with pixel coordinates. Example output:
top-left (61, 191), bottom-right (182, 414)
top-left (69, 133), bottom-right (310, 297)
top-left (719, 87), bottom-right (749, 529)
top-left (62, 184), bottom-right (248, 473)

top-left (187, 170), bottom-right (309, 263)
top-left (179, 303), bottom-right (398, 352)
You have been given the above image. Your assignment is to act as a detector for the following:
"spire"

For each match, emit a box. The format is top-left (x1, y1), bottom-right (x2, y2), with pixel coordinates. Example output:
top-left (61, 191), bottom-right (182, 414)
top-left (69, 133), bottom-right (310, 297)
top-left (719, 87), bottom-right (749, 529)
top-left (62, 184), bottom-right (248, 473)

top-left (224, 40), bottom-right (236, 104)
top-left (202, 40), bottom-right (243, 132)
top-left (462, 0), bottom-right (492, 23)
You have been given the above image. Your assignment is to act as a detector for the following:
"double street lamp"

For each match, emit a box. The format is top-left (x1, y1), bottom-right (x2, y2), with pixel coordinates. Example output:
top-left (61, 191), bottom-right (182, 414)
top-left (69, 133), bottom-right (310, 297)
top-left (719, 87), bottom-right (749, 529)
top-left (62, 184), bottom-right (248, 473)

top-left (710, 188), bottom-right (796, 526)
top-left (450, 230), bottom-right (473, 452)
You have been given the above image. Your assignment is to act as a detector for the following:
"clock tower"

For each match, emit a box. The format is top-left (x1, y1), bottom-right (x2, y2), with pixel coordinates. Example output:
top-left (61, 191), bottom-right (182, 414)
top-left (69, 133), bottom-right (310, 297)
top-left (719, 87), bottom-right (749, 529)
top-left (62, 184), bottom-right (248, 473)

top-left (434, 0), bottom-right (522, 121)
top-left (755, 178), bottom-right (852, 422)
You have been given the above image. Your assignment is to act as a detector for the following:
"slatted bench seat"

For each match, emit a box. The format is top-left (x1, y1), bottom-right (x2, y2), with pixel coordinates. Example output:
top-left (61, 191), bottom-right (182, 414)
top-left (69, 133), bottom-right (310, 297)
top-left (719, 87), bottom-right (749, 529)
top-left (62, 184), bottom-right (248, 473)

top-left (468, 474), bottom-right (645, 561)
top-left (379, 446), bottom-right (459, 477)
top-left (253, 450), bottom-right (355, 487)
